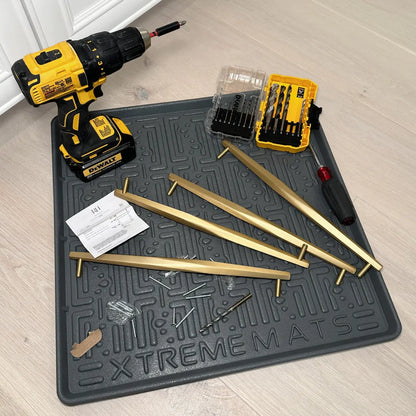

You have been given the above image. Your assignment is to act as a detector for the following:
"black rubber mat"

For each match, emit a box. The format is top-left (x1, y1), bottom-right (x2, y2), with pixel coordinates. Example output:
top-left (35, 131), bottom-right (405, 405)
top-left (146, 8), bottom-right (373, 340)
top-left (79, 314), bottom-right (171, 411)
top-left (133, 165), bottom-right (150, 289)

top-left (52, 97), bottom-right (400, 405)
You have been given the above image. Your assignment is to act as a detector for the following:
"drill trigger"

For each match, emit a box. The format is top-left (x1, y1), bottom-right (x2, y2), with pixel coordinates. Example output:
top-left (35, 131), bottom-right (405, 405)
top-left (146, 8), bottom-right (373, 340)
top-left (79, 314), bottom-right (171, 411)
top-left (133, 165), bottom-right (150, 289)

top-left (94, 85), bottom-right (103, 98)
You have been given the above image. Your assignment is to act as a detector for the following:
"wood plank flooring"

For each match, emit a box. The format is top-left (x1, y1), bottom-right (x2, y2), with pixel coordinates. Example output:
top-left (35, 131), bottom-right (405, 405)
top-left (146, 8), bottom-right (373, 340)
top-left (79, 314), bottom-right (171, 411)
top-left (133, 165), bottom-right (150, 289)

top-left (0, 1), bottom-right (414, 414)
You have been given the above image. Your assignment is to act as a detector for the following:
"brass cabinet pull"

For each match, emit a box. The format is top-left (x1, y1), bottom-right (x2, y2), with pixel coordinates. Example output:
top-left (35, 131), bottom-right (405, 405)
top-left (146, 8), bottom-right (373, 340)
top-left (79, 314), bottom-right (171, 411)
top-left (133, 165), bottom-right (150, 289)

top-left (69, 252), bottom-right (291, 281)
top-left (114, 189), bottom-right (308, 268)
top-left (218, 139), bottom-right (382, 276)
top-left (168, 173), bottom-right (356, 275)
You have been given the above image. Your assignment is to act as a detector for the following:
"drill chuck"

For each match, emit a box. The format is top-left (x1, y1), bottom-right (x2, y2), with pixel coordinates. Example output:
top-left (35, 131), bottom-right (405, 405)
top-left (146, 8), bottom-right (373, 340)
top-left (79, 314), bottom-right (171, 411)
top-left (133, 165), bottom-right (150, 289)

top-left (68, 27), bottom-right (149, 83)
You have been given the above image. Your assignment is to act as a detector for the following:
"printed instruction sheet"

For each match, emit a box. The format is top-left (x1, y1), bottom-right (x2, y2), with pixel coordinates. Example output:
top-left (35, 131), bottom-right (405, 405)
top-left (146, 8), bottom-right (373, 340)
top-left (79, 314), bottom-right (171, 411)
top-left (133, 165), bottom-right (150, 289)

top-left (66, 191), bottom-right (149, 257)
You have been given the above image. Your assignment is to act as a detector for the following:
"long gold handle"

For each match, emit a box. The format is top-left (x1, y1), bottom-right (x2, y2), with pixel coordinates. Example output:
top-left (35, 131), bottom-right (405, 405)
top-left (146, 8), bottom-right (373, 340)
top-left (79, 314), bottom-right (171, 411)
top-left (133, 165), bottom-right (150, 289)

top-left (69, 252), bottom-right (291, 281)
top-left (114, 189), bottom-right (309, 268)
top-left (219, 139), bottom-right (382, 275)
top-left (168, 173), bottom-right (356, 274)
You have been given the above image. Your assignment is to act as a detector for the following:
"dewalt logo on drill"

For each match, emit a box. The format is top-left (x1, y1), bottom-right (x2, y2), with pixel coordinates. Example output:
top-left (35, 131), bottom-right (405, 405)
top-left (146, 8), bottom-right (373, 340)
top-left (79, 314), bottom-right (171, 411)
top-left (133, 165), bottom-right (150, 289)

top-left (83, 153), bottom-right (122, 177)
top-left (90, 116), bottom-right (114, 140)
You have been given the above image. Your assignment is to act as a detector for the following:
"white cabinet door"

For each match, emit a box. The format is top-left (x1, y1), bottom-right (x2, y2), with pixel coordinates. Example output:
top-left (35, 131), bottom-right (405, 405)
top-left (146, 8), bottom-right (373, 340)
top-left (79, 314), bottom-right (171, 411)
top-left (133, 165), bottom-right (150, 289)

top-left (0, 0), bottom-right (161, 115)
top-left (23, 0), bottom-right (162, 46)
top-left (0, 2), bottom-right (40, 114)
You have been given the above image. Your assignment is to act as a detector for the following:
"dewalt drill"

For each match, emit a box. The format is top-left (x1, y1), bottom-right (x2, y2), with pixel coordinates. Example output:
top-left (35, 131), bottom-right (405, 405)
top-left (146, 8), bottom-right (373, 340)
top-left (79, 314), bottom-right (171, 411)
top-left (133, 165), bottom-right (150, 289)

top-left (12, 21), bottom-right (186, 182)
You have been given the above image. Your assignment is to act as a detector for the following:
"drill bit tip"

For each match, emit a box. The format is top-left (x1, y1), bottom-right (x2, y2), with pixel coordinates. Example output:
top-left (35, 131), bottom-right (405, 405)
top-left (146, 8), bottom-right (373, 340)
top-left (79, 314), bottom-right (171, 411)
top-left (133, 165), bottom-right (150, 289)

top-left (199, 293), bottom-right (252, 333)
top-left (150, 20), bottom-right (187, 37)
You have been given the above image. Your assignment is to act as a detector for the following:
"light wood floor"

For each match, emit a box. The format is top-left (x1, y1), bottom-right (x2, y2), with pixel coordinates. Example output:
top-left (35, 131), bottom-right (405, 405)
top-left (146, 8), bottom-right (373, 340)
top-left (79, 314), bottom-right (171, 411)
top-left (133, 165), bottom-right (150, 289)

top-left (1, 0), bottom-right (415, 414)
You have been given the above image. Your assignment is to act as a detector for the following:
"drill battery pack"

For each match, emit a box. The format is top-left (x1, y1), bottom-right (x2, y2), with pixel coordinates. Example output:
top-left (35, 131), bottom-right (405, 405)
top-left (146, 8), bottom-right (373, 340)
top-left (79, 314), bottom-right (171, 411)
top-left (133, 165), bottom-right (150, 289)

top-left (56, 114), bottom-right (136, 182)
top-left (205, 66), bottom-right (322, 153)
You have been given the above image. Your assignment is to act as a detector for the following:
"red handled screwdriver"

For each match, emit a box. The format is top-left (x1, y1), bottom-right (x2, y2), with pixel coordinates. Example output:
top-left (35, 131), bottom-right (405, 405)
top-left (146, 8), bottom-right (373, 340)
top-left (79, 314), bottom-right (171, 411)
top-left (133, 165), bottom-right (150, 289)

top-left (309, 144), bottom-right (356, 226)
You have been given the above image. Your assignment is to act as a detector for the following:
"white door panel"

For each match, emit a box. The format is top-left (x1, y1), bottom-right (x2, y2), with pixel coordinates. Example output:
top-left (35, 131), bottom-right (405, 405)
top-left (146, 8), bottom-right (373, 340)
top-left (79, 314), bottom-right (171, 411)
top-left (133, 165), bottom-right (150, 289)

top-left (0, 1), bottom-right (40, 114)
top-left (22, 0), bottom-right (162, 45)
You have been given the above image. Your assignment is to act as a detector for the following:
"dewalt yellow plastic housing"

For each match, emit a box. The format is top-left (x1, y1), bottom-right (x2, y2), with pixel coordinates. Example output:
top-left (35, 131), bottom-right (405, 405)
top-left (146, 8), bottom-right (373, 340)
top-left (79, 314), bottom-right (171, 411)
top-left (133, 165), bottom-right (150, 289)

top-left (206, 66), bottom-right (319, 153)
top-left (256, 75), bottom-right (318, 153)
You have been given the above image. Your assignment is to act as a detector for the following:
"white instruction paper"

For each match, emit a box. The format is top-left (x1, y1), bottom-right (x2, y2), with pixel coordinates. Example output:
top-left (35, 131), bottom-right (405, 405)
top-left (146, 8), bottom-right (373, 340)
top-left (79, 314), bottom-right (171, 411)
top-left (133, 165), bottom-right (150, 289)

top-left (66, 191), bottom-right (149, 258)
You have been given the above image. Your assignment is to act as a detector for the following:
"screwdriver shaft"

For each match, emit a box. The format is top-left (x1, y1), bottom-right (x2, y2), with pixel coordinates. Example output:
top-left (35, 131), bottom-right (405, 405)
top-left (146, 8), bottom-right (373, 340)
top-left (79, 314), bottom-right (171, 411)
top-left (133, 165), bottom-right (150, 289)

top-left (309, 143), bottom-right (322, 166)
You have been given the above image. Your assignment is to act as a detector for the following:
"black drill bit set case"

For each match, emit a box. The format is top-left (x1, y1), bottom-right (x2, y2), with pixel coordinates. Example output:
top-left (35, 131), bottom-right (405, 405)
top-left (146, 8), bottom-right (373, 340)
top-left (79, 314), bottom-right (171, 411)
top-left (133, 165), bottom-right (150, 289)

top-left (205, 66), bottom-right (321, 152)
top-left (52, 96), bottom-right (400, 405)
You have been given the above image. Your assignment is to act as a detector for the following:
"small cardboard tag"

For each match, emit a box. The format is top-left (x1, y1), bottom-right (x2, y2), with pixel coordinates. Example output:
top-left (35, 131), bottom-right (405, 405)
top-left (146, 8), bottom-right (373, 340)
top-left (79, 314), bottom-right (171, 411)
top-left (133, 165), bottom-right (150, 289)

top-left (71, 329), bottom-right (102, 358)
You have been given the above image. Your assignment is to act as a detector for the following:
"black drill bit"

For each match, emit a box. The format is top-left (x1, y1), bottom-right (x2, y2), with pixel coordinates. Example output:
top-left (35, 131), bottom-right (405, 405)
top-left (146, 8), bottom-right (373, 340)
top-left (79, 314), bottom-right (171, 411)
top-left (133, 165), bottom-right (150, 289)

top-left (263, 83), bottom-right (279, 131)
top-left (272, 85), bottom-right (286, 133)
top-left (279, 85), bottom-right (292, 135)
top-left (297, 99), bottom-right (306, 137)
top-left (199, 293), bottom-right (252, 333)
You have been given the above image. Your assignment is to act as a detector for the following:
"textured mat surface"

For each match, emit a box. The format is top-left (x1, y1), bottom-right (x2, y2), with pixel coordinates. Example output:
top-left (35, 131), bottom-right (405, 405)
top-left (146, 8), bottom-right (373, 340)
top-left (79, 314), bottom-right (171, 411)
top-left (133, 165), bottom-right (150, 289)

top-left (52, 97), bottom-right (400, 405)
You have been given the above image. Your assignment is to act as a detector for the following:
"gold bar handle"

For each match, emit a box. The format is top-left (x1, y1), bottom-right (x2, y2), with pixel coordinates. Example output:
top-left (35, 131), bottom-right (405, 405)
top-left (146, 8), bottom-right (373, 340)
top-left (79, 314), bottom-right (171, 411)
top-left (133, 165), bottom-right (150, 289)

top-left (167, 173), bottom-right (355, 274)
top-left (220, 139), bottom-right (382, 275)
top-left (114, 189), bottom-right (309, 268)
top-left (69, 252), bottom-right (291, 281)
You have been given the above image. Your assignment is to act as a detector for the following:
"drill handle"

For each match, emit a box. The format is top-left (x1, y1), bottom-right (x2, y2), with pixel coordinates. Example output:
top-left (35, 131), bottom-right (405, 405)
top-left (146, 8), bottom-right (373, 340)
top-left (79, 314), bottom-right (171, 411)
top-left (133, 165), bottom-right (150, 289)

top-left (56, 94), bottom-right (90, 135)
top-left (56, 85), bottom-right (103, 136)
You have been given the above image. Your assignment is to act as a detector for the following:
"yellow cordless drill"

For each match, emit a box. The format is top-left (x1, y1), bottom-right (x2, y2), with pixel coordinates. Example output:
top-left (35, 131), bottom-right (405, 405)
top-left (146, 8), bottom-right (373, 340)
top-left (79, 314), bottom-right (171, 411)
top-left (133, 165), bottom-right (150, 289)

top-left (12, 21), bottom-right (186, 182)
